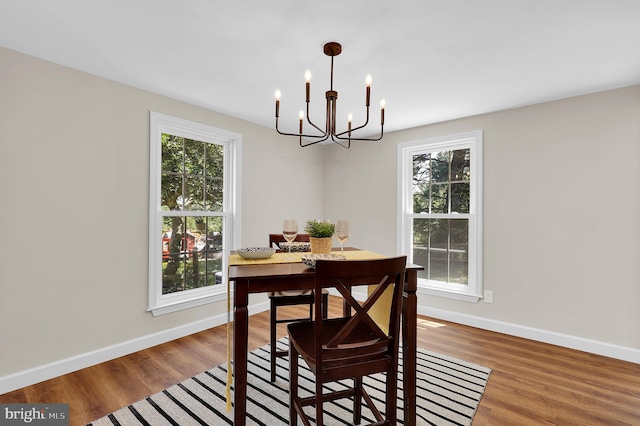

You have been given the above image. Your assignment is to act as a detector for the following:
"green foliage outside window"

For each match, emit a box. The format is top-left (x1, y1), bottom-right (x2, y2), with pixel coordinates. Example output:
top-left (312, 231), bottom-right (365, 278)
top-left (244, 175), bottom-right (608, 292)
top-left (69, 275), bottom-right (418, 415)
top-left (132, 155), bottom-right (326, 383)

top-left (412, 149), bottom-right (470, 285)
top-left (160, 134), bottom-right (225, 294)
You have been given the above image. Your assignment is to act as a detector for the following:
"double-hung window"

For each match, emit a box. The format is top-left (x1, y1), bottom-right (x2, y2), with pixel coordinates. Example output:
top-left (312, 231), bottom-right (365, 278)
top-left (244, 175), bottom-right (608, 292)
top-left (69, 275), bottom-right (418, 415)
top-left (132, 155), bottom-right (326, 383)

top-left (398, 131), bottom-right (482, 302)
top-left (148, 112), bottom-right (241, 316)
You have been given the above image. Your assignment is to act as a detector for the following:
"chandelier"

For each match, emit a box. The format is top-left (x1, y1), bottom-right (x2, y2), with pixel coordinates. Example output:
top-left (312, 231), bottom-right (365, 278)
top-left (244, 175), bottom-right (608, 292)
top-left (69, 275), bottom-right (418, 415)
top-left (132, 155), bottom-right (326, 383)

top-left (274, 42), bottom-right (385, 149)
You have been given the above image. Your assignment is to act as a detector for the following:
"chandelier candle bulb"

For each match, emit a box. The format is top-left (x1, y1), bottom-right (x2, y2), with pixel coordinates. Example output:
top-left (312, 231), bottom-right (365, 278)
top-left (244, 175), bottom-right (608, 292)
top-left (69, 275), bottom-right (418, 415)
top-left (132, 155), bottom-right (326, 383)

top-left (305, 70), bottom-right (311, 102)
top-left (275, 90), bottom-right (281, 117)
top-left (365, 75), bottom-right (372, 106)
top-left (380, 99), bottom-right (386, 125)
top-left (299, 110), bottom-right (304, 133)
top-left (348, 113), bottom-right (353, 136)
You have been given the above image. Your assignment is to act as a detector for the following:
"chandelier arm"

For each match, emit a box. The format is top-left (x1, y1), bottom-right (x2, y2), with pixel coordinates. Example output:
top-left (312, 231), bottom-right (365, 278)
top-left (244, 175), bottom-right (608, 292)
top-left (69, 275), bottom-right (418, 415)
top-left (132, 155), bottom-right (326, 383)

top-left (327, 95), bottom-right (334, 136)
top-left (333, 124), bottom-right (384, 142)
top-left (346, 112), bottom-right (371, 134)
top-left (276, 128), bottom-right (330, 139)
top-left (300, 134), bottom-right (330, 147)
top-left (334, 91), bottom-right (375, 137)
top-left (330, 133), bottom-right (350, 149)
top-left (305, 102), bottom-right (326, 135)
top-left (276, 117), bottom-right (328, 139)
top-left (334, 113), bottom-right (371, 137)
top-left (333, 99), bottom-right (340, 136)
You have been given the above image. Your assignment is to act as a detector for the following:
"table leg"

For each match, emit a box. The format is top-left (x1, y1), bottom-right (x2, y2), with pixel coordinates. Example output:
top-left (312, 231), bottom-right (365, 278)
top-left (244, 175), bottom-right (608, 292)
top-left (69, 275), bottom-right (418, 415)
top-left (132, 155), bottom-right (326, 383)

top-left (402, 269), bottom-right (418, 426)
top-left (233, 279), bottom-right (249, 426)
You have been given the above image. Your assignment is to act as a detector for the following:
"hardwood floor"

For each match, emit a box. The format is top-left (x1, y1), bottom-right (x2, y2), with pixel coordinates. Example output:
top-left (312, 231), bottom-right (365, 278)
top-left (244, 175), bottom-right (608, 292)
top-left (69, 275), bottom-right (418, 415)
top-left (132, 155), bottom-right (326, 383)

top-left (2, 297), bottom-right (639, 425)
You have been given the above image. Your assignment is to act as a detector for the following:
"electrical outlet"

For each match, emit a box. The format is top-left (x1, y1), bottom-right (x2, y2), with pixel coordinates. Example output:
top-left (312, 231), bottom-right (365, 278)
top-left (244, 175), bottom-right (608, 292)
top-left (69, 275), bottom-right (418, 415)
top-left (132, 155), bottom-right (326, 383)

top-left (484, 290), bottom-right (493, 304)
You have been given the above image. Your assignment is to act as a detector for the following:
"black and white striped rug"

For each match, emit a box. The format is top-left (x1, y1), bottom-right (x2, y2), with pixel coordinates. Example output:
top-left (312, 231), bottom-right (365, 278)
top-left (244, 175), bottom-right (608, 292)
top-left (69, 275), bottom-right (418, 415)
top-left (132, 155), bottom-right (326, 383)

top-left (88, 338), bottom-right (490, 426)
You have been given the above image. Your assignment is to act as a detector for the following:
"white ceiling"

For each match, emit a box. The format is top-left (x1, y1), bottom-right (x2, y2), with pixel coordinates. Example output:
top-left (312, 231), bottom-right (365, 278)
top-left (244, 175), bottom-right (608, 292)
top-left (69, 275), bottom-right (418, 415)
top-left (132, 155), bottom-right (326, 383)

top-left (1, 0), bottom-right (639, 135)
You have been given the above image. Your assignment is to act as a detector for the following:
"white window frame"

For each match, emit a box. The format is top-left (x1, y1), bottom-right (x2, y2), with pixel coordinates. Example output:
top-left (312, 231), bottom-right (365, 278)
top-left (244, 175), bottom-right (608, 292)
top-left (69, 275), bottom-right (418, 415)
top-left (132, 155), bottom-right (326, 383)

top-left (397, 130), bottom-right (483, 303)
top-left (148, 112), bottom-right (242, 316)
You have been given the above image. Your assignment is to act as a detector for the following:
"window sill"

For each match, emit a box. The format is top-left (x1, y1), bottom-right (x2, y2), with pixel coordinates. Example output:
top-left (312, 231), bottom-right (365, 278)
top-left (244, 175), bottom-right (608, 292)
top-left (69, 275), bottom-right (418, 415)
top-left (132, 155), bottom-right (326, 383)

top-left (148, 291), bottom-right (228, 316)
top-left (417, 285), bottom-right (481, 303)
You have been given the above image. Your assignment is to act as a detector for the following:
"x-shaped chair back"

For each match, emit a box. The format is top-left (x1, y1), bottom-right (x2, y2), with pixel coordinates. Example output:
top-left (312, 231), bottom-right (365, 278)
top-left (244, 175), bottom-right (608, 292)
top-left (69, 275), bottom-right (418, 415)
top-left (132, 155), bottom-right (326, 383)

top-left (326, 275), bottom-right (393, 348)
top-left (288, 256), bottom-right (407, 426)
top-left (313, 257), bottom-right (407, 370)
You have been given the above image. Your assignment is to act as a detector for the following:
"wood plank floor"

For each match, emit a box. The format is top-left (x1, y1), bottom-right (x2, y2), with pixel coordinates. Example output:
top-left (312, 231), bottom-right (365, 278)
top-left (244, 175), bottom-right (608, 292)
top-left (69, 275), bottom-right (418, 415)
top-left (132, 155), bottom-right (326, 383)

top-left (1, 297), bottom-right (639, 425)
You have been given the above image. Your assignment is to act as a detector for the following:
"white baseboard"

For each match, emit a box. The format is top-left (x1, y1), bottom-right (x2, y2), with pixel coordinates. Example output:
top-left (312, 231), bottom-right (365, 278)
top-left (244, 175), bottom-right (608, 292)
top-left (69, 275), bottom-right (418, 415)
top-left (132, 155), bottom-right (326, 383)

top-left (420, 306), bottom-right (640, 364)
top-left (1, 315), bottom-right (215, 394)
top-left (1, 302), bottom-right (272, 395)
top-left (5, 301), bottom-right (637, 395)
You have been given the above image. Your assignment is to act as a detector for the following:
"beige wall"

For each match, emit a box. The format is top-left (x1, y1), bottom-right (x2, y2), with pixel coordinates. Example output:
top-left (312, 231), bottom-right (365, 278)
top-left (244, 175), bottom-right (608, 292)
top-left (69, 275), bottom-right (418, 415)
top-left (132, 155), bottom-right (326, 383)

top-left (325, 85), bottom-right (640, 353)
top-left (1, 44), bottom-right (639, 390)
top-left (0, 46), bottom-right (323, 382)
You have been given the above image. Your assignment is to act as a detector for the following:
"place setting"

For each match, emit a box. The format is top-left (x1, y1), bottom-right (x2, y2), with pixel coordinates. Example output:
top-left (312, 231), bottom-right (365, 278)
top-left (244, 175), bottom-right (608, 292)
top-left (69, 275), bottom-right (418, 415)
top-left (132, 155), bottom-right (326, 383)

top-left (233, 219), bottom-right (352, 266)
top-left (300, 219), bottom-right (350, 268)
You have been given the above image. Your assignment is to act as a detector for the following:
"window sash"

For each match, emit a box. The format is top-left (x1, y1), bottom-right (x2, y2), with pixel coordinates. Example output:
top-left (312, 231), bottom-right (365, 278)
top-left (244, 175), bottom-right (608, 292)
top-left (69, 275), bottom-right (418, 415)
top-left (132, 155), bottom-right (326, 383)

top-left (398, 131), bottom-right (482, 302)
top-left (411, 214), bottom-right (470, 284)
top-left (149, 112), bottom-right (241, 316)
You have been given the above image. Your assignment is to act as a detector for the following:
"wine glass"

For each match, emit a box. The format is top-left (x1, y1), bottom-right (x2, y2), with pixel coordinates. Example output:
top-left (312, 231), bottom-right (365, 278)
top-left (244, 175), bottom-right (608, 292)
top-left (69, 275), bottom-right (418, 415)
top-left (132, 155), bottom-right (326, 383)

top-left (282, 219), bottom-right (298, 259)
top-left (334, 220), bottom-right (350, 256)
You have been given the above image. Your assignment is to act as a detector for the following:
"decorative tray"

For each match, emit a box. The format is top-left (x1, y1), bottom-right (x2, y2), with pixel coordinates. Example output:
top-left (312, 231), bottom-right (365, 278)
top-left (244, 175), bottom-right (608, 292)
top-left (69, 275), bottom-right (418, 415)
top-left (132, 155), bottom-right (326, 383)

top-left (237, 247), bottom-right (276, 259)
top-left (279, 241), bottom-right (311, 252)
top-left (301, 253), bottom-right (346, 269)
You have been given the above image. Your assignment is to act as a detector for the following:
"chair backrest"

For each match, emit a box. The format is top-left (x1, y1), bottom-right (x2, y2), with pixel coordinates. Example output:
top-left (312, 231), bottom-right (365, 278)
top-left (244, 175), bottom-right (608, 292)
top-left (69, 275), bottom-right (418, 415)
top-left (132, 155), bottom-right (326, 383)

top-left (268, 233), bottom-right (310, 249)
top-left (313, 256), bottom-right (407, 366)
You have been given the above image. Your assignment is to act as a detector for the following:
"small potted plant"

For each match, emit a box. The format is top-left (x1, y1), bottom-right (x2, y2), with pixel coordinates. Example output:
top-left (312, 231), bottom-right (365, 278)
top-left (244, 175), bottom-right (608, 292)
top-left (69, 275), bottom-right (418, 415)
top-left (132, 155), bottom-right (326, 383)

top-left (304, 220), bottom-right (335, 254)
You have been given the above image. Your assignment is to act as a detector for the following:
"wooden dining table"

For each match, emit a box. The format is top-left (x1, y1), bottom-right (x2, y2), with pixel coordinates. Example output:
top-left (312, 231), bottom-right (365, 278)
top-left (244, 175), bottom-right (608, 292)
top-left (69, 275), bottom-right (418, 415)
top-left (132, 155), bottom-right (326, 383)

top-left (228, 249), bottom-right (422, 426)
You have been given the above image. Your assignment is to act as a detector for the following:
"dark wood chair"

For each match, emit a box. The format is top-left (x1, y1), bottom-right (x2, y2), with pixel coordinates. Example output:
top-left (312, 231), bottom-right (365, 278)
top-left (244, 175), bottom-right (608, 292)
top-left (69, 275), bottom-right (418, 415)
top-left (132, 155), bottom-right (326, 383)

top-left (288, 256), bottom-right (407, 426)
top-left (267, 233), bottom-right (328, 382)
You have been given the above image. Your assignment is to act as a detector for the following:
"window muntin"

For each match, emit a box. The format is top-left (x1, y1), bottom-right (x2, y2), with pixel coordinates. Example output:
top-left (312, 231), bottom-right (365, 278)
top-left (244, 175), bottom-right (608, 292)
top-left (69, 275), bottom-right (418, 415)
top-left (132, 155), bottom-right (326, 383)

top-left (149, 112), bottom-right (241, 315)
top-left (161, 135), bottom-right (224, 212)
top-left (160, 135), bottom-right (224, 296)
top-left (161, 215), bottom-right (223, 295)
top-left (412, 149), bottom-right (470, 285)
top-left (413, 218), bottom-right (468, 284)
top-left (413, 150), bottom-right (470, 214)
top-left (398, 131), bottom-right (482, 302)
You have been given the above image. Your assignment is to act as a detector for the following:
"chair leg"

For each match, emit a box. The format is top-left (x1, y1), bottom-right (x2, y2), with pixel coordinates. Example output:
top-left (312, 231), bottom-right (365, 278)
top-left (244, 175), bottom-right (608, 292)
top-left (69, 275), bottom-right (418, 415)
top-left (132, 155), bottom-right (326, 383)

top-left (289, 343), bottom-right (299, 426)
top-left (270, 299), bottom-right (277, 382)
top-left (322, 292), bottom-right (329, 319)
top-left (272, 296), bottom-right (320, 383)
top-left (315, 372), bottom-right (323, 426)
top-left (386, 367), bottom-right (398, 424)
top-left (353, 376), bottom-right (363, 424)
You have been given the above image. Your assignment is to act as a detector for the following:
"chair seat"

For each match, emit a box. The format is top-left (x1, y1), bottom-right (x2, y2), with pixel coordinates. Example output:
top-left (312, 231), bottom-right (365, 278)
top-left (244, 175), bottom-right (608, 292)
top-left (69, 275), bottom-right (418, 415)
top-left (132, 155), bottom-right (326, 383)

top-left (269, 288), bottom-right (328, 297)
top-left (289, 317), bottom-right (390, 371)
